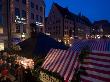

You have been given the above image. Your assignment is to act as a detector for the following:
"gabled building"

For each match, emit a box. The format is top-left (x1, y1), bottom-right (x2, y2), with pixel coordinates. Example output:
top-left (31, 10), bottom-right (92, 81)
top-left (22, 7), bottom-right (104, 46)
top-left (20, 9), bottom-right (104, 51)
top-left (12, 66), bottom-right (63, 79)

top-left (45, 3), bottom-right (91, 46)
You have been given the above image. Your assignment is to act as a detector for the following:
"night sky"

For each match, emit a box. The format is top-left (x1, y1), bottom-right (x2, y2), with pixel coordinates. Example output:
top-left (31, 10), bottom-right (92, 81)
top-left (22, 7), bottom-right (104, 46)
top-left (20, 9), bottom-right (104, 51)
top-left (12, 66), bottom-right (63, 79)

top-left (45, 0), bottom-right (110, 22)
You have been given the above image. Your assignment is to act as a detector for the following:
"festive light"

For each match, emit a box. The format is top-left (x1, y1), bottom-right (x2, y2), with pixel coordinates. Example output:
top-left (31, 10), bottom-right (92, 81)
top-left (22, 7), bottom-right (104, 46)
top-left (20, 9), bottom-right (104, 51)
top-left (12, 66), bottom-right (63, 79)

top-left (16, 57), bottom-right (34, 69)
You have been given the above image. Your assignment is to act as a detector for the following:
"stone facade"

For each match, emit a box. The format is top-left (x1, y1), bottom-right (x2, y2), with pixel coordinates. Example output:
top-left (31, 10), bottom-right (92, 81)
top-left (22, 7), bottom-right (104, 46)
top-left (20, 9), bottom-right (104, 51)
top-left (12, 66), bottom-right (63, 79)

top-left (10, 0), bottom-right (45, 43)
top-left (0, 0), bottom-right (45, 47)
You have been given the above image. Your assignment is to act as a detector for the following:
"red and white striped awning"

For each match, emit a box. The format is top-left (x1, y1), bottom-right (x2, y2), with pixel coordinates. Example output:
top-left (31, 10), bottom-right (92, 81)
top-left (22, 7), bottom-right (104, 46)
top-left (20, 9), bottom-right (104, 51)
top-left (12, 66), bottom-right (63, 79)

top-left (41, 39), bottom-right (110, 82)
top-left (81, 52), bottom-right (110, 82)
top-left (69, 39), bottom-right (110, 52)
top-left (42, 49), bottom-right (80, 81)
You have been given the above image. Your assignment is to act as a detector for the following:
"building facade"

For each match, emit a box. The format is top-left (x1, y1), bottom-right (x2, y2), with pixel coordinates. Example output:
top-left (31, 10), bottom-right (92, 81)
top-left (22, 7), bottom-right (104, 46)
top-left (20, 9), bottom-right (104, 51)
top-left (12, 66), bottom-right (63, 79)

top-left (45, 3), bottom-right (91, 46)
top-left (10, 0), bottom-right (45, 44)
top-left (0, 0), bottom-right (45, 50)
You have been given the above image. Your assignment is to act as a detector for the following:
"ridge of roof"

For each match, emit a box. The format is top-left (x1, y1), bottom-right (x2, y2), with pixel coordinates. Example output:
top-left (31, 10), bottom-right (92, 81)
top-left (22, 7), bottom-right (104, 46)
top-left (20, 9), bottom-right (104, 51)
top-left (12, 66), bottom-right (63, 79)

top-left (53, 3), bottom-right (77, 20)
top-left (52, 3), bottom-right (92, 26)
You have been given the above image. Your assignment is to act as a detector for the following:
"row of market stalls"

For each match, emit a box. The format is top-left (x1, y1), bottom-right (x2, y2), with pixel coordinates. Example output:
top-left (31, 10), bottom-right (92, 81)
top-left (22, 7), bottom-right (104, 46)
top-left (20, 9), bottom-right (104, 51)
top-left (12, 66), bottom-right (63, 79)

top-left (40, 39), bottom-right (110, 82)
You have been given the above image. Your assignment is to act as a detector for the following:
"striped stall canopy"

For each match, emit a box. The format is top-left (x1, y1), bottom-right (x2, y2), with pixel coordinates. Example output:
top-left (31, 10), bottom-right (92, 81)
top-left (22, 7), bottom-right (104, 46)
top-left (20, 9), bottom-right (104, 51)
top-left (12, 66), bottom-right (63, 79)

top-left (69, 39), bottom-right (110, 52)
top-left (81, 51), bottom-right (110, 82)
top-left (41, 49), bottom-right (80, 81)
top-left (41, 39), bottom-right (110, 82)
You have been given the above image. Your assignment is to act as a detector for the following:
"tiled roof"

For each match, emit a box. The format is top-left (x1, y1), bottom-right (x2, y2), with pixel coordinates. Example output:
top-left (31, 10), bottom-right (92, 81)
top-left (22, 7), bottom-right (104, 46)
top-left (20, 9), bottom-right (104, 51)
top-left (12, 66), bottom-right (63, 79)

top-left (54, 3), bottom-right (92, 26)
top-left (54, 3), bottom-right (77, 20)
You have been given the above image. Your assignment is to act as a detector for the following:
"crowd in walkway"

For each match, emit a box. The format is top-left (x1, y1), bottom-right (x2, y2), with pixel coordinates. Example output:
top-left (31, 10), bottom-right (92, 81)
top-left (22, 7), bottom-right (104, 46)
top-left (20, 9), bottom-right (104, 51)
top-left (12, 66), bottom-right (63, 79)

top-left (0, 51), bottom-right (36, 82)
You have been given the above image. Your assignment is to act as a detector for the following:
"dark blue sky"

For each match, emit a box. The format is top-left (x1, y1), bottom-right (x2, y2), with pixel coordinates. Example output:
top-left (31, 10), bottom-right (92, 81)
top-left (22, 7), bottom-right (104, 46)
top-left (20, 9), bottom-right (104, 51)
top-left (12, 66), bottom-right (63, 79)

top-left (45, 0), bottom-right (110, 22)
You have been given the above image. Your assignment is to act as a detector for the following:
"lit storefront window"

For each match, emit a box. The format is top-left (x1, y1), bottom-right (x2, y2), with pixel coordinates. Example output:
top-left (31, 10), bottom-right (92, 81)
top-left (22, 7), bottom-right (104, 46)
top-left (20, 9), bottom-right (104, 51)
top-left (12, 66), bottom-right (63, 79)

top-left (63, 35), bottom-right (73, 46)
top-left (0, 43), bottom-right (4, 51)
top-left (0, 27), bottom-right (3, 34)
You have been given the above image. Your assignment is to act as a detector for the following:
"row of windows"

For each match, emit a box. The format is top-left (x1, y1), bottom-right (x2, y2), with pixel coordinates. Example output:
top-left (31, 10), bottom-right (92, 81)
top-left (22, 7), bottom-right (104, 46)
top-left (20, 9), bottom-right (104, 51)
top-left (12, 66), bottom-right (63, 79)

top-left (31, 2), bottom-right (43, 12)
top-left (47, 26), bottom-right (60, 31)
top-left (16, 0), bottom-right (26, 4)
top-left (46, 31), bottom-right (60, 35)
top-left (65, 20), bottom-right (75, 25)
top-left (15, 8), bottom-right (43, 22)
top-left (15, 0), bottom-right (43, 12)
top-left (65, 26), bottom-right (74, 29)
top-left (52, 31), bottom-right (60, 35)
top-left (53, 26), bottom-right (60, 30)
top-left (15, 8), bottom-right (26, 17)
top-left (31, 13), bottom-right (43, 22)
top-left (64, 31), bottom-right (70, 35)
top-left (48, 20), bottom-right (61, 25)
top-left (65, 19), bottom-right (87, 25)
top-left (16, 24), bottom-right (26, 33)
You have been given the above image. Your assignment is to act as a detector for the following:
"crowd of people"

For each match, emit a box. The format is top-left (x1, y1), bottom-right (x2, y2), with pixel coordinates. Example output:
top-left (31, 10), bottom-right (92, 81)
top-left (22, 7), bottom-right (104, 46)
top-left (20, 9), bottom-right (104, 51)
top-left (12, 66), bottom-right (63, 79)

top-left (0, 51), bottom-right (36, 82)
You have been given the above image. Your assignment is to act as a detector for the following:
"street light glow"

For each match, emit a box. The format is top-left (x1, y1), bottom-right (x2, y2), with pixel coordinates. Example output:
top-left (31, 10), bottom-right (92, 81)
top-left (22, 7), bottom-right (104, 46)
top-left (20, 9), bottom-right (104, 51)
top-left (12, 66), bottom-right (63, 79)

top-left (36, 21), bottom-right (44, 27)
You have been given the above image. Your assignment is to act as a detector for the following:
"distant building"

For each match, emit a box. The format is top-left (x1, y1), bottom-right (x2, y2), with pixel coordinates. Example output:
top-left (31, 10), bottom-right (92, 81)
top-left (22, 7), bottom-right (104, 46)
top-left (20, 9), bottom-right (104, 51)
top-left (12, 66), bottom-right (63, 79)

top-left (0, 0), bottom-right (45, 49)
top-left (92, 20), bottom-right (110, 39)
top-left (45, 3), bottom-right (91, 46)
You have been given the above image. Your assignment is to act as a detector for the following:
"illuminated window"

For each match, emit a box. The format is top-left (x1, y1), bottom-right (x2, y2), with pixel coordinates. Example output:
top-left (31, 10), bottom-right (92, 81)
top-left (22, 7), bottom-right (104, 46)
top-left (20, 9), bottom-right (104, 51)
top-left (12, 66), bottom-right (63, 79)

top-left (0, 27), bottom-right (3, 34)
top-left (0, 43), bottom-right (4, 51)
